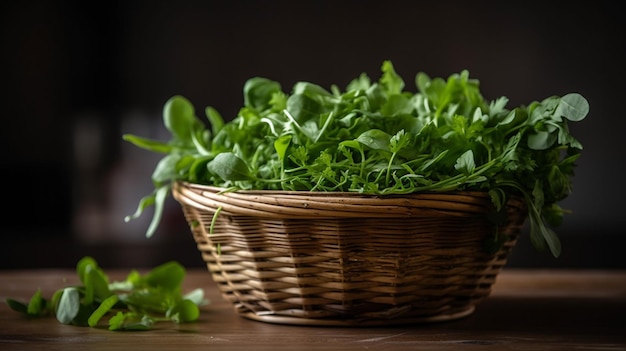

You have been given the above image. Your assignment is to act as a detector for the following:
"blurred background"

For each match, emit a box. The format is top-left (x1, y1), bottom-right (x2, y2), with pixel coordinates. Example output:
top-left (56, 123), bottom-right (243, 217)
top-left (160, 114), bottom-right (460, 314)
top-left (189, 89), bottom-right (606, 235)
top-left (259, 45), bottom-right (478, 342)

top-left (1, 0), bottom-right (624, 269)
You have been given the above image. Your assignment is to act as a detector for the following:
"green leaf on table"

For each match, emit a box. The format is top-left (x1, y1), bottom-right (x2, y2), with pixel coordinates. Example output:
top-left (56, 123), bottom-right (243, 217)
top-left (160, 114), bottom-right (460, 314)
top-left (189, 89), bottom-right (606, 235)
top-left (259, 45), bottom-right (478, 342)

top-left (88, 295), bottom-right (119, 327)
top-left (26, 289), bottom-right (45, 316)
top-left (7, 257), bottom-right (206, 332)
top-left (6, 298), bottom-right (29, 315)
top-left (77, 256), bottom-right (111, 304)
top-left (183, 288), bottom-right (208, 306)
top-left (166, 299), bottom-right (200, 323)
top-left (143, 261), bottom-right (186, 292)
top-left (108, 311), bottom-right (153, 331)
top-left (6, 289), bottom-right (49, 317)
top-left (56, 287), bottom-right (80, 325)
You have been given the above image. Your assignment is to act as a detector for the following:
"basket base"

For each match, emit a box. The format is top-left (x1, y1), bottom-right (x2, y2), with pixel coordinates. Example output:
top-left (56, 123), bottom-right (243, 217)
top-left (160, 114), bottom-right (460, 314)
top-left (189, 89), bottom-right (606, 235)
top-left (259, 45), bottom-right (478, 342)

top-left (239, 306), bottom-right (475, 327)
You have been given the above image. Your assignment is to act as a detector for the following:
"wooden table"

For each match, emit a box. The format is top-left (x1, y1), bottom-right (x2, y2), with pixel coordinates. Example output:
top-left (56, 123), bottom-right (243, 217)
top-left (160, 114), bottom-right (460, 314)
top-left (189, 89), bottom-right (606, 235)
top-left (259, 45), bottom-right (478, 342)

top-left (1, 268), bottom-right (625, 350)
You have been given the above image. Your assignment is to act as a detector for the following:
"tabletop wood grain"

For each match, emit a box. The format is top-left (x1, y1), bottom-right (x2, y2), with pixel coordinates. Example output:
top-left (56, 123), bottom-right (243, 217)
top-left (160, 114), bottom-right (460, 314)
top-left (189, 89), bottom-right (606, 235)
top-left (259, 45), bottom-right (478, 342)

top-left (1, 268), bottom-right (625, 351)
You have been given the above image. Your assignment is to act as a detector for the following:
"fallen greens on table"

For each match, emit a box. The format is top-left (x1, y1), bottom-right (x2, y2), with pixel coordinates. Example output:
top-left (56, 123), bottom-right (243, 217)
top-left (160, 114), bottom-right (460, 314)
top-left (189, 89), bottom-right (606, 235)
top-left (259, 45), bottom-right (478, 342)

top-left (6, 257), bottom-right (207, 331)
top-left (123, 60), bottom-right (589, 258)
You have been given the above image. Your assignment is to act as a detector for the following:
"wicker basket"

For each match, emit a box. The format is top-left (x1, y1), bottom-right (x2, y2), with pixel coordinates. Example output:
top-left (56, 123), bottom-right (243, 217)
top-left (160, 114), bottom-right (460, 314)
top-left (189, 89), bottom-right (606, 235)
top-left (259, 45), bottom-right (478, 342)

top-left (172, 181), bottom-right (527, 326)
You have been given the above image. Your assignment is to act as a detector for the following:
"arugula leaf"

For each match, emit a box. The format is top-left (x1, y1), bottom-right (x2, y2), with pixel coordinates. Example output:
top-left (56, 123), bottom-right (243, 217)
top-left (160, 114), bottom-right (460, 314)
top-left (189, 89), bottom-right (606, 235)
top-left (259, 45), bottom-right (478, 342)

top-left (123, 61), bottom-right (590, 257)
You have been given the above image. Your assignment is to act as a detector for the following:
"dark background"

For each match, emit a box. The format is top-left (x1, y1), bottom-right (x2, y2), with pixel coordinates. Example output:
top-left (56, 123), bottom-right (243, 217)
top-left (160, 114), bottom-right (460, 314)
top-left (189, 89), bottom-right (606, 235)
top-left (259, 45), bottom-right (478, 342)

top-left (1, 0), bottom-right (624, 269)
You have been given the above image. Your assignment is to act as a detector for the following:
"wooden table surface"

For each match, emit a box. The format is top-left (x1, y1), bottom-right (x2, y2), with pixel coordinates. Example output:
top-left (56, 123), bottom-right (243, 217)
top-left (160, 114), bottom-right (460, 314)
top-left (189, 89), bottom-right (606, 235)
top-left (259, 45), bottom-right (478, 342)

top-left (1, 268), bottom-right (625, 351)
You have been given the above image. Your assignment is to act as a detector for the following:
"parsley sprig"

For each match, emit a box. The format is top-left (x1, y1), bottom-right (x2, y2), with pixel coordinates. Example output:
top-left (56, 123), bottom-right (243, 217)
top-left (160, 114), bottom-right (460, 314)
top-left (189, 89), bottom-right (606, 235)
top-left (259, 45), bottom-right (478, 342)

top-left (123, 61), bottom-right (589, 258)
top-left (6, 257), bottom-right (207, 331)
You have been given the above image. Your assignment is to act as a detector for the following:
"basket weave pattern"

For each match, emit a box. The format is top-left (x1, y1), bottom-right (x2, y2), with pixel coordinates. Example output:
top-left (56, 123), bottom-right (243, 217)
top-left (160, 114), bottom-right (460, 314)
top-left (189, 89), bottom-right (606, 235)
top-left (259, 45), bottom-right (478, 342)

top-left (173, 182), bottom-right (527, 326)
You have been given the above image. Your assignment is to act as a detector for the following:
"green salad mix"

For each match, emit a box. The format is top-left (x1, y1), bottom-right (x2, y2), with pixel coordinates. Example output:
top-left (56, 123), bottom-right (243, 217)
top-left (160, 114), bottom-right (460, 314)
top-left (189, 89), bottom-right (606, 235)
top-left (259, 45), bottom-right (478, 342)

top-left (124, 60), bottom-right (589, 258)
top-left (6, 257), bottom-right (207, 331)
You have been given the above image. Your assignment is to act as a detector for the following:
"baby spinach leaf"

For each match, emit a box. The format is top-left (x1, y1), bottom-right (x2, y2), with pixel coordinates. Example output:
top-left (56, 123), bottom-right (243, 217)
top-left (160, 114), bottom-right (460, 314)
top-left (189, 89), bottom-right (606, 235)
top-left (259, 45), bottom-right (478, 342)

top-left (244, 77), bottom-right (282, 110)
top-left (166, 299), bottom-right (200, 323)
top-left (143, 261), bottom-right (185, 292)
top-left (183, 288), bottom-right (207, 307)
top-left (207, 152), bottom-right (253, 181)
top-left (163, 95), bottom-right (199, 143)
top-left (6, 298), bottom-right (28, 315)
top-left (356, 129), bottom-right (391, 152)
top-left (81, 262), bottom-right (111, 304)
top-left (527, 130), bottom-right (557, 150)
top-left (152, 154), bottom-right (182, 185)
top-left (56, 287), bottom-right (80, 324)
top-left (26, 289), bottom-right (44, 315)
top-left (205, 106), bottom-right (224, 136)
top-left (7, 290), bottom-right (52, 318)
top-left (381, 94), bottom-right (413, 117)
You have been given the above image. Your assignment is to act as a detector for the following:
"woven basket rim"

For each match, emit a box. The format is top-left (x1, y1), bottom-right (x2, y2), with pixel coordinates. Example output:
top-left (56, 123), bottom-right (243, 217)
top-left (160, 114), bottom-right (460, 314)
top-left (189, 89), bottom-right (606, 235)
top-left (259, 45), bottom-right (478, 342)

top-left (173, 181), bottom-right (525, 219)
top-left (176, 181), bottom-right (497, 198)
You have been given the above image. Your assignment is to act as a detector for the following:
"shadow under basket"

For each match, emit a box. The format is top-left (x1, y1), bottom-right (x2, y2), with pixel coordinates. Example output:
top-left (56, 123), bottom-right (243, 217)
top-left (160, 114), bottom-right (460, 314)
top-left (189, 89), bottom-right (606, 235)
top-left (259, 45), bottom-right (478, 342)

top-left (172, 181), bottom-right (527, 326)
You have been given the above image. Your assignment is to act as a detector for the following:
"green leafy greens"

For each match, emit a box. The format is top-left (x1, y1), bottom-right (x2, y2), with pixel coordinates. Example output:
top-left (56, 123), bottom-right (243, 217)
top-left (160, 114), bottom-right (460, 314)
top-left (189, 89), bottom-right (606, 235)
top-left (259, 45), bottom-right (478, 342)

top-left (6, 257), bottom-right (207, 331)
top-left (123, 60), bottom-right (589, 258)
